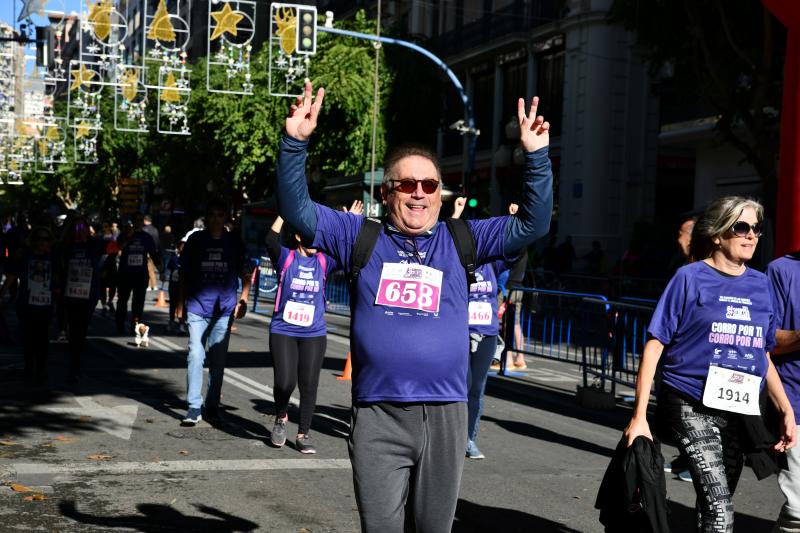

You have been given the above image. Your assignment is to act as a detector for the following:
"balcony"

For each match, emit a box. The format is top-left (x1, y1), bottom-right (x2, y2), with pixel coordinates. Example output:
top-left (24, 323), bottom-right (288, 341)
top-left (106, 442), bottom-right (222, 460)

top-left (432, 1), bottom-right (563, 58)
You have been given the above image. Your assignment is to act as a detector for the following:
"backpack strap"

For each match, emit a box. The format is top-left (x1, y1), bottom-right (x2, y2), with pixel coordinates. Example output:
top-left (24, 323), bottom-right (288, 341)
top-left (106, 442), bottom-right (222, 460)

top-left (444, 218), bottom-right (477, 287)
top-left (349, 217), bottom-right (382, 285)
top-left (274, 250), bottom-right (295, 313)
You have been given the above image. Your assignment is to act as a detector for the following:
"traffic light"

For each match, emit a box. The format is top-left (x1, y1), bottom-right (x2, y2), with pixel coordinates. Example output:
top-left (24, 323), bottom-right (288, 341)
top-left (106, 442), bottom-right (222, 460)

top-left (295, 6), bottom-right (317, 55)
top-left (35, 25), bottom-right (55, 68)
top-left (468, 198), bottom-right (478, 208)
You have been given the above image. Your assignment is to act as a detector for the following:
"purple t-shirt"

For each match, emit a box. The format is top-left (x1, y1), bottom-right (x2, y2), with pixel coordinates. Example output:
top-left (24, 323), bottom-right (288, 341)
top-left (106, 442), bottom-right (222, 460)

top-left (469, 262), bottom-right (505, 336)
top-left (313, 205), bottom-right (509, 403)
top-left (649, 261), bottom-right (776, 402)
top-left (118, 231), bottom-right (156, 276)
top-left (270, 247), bottom-right (336, 337)
top-left (182, 230), bottom-right (247, 318)
top-left (767, 254), bottom-right (800, 423)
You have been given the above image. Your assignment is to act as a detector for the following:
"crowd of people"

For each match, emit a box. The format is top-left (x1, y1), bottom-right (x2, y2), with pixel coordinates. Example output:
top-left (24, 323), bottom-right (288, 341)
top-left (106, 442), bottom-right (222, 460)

top-left (4, 79), bottom-right (800, 533)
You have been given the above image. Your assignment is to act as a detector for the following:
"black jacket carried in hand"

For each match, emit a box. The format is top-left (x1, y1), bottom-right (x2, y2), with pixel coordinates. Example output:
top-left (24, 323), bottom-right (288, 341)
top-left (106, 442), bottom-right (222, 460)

top-left (595, 436), bottom-right (671, 533)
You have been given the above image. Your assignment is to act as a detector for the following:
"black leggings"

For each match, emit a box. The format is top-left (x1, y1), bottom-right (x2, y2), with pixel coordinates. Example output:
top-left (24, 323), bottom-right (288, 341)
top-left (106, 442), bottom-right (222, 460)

top-left (18, 307), bottom-right (52, 381)
top-left (269, 333), bottom-right (327, 434)
top-left (116, 274), bottom-right (147, 331)
top-left (658, 387), bottom-right (743, 532)
top-left (65, 300), bottom-right (95, 377)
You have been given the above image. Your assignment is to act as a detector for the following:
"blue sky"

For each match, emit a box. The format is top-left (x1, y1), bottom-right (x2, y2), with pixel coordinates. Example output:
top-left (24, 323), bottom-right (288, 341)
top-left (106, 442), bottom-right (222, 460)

top-left (0, 0), bottom-right (84, 30)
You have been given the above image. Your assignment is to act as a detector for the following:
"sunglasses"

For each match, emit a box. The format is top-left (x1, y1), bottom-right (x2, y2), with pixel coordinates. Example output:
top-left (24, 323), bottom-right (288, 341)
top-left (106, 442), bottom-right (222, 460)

top-left (730, 221), bottom-right (763, 238)
top-left (390, 179), bottom-right (439, 194)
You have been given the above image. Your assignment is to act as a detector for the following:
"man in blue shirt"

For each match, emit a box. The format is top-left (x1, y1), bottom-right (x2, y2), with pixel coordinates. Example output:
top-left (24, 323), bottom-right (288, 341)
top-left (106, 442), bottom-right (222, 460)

top-left (768, 253), bottom-right (800, 531)
top-left (177, 199), bottom-right (250, 425)
top-left (277, 81), bottom-right (553, 533)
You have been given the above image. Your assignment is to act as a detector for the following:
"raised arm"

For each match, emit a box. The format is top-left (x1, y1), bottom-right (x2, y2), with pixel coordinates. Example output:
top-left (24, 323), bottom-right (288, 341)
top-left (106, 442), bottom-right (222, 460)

top-left (266, 216), bottom-right (283, 266)
top-left (276, 81), bottom-right (326, 244)
top-left (451, 197), bottom-right (466, 220)
top-left (504, 97), bottom-right (554, 254)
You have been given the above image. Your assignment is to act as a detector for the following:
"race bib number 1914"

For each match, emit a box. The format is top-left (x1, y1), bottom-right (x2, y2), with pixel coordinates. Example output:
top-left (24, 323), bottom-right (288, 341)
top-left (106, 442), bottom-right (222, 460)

top-left (375, 263), bottom-right (443, 313)
top-left (702, 365), bottom-right (761, 415)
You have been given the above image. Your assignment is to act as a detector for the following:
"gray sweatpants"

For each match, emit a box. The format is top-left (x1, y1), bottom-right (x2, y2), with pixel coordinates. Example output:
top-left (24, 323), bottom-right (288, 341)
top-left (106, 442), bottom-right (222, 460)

top-left (348, 402), bottom-right (467, 533)
top-left (776, 445), bottom-right (800, 532)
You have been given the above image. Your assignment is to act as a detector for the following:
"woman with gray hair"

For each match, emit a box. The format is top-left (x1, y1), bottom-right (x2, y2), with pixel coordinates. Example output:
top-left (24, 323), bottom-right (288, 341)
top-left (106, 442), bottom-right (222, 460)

top-left (623, 196), bottom-right (797, 532)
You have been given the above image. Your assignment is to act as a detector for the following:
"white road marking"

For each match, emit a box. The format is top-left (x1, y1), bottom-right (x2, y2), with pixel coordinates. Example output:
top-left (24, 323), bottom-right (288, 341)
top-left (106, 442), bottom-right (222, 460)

top-left (9, 458), bottom-right (352, 475)
top-left (150, 335), bottom-right (350, 435)
top-left (46, 396), bottom-right (138, 440)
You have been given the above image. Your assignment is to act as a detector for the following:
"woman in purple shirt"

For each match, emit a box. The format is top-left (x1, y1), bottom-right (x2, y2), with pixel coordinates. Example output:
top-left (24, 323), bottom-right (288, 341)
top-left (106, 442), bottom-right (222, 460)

top-left (266, 216), bottom-right (336, 454)
top-left (624, 196), bottom-right (796, 532)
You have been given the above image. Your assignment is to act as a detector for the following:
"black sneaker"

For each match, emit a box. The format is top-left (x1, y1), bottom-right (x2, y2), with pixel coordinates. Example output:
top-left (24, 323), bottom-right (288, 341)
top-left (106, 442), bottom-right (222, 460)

top-left (182, 407), bottom-right (202, 426)
top-left (296, 434), bottom-right (316, 454)
top-left (270, 417), bottom-right (287, 447)
top-left (203, 405), bottom-right (223, 423)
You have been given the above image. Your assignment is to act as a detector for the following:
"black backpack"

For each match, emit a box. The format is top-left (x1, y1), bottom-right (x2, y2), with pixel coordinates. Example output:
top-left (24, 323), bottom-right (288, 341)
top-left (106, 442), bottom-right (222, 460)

top-left (348, 217), bottom-right (477, 289)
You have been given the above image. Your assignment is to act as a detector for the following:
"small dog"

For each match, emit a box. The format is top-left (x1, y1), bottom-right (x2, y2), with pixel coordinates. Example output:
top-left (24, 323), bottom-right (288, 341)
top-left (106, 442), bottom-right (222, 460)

top-left (134, 323), bottom-right (150, 348)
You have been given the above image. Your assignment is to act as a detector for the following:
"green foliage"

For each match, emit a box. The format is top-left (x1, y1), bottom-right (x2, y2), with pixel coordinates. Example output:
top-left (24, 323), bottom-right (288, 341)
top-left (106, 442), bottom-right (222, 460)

top-left (6, 9), bottom-right (397, 216)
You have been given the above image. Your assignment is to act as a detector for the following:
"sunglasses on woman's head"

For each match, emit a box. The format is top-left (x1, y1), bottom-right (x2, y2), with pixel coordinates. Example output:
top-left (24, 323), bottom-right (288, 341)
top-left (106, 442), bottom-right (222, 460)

top-left (390, 179), bottom-right (439, 194)
top-left (730, 221), bottom-right (762, 238)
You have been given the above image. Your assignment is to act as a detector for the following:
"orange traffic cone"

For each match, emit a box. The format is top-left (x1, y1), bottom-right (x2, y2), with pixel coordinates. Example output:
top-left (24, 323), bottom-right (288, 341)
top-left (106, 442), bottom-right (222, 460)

top-left (155, 290), bottom-right (168, 308)
top-left (337, 352), bottom-right (352, 381)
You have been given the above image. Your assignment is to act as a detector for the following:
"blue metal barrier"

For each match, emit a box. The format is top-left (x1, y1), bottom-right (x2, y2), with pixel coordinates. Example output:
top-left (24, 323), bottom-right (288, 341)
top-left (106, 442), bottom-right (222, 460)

top-left (501, 288), bottom-right (611, 384)
top-left (501, 287), bottom-right (656, 393)
top-left (324, 271), bottom-right (351, 316)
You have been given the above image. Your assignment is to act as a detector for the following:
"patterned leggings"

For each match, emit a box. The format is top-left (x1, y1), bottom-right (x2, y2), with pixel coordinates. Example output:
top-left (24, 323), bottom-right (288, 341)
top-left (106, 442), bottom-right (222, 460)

top-left (659, 388), bottom-right (744, 533)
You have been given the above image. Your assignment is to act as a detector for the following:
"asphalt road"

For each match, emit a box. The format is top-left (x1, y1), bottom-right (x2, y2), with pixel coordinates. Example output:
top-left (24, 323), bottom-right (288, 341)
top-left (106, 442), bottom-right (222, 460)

top-left (0, 296), bottom-right (787, 532)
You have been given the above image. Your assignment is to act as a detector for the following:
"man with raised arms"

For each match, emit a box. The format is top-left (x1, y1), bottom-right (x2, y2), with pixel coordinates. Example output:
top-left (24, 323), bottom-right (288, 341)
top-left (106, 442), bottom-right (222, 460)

top-left (276, 81), bottom-right (553, 533)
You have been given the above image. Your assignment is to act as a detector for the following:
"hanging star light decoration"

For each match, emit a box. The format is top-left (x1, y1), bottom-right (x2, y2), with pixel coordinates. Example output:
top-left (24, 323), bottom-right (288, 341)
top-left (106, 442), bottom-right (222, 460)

top-left (75, 121), bottom-right (91, 139)
top-left (70, 63), bottom-right (96, 91)
top-left (87, 0), bottom-right (114, 41)
top-left (147, 0), bottom-right (176, 42)
top-left (211, 2), bottom-right (244, 41)
top-left (17, 0), bottom-right (49, 22)
top-left (160, 71), bottom-right (181, 102)
top-left (120, 69), bottom-right (138, 101)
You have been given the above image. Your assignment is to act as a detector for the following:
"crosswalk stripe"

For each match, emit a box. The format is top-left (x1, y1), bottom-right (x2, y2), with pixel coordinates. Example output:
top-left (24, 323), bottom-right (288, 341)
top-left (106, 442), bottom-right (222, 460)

top-left (9, 458), bottom-right (352, 475)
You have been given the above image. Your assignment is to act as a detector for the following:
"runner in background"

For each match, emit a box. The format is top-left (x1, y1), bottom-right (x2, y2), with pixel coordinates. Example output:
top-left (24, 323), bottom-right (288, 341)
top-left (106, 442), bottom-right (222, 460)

top-left (58, 215), bottom-right (108, 384)
top-left (177, 199), bottom-right (250, 425)
top-left (0, 226), bottom-right (56, 385)
top-left (452, 197), bottom-right (510, 460)
top-left (166, 239), bottom-right (186, 333)
top-left (99, 220), bottom-right (119, 315)
top-left (115, 213), bottom-right (158, 335)
top-left (266, 215), bottom-right (338, 454)
top-left (624, 196), bottom-right (796, 531)
top-left (494, 203), bottom-right (528, 370)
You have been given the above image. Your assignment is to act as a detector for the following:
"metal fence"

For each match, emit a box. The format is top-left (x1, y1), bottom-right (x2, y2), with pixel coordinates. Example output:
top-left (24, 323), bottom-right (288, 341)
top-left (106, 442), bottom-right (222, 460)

top-left (501, 287), bottom-right (656, 392)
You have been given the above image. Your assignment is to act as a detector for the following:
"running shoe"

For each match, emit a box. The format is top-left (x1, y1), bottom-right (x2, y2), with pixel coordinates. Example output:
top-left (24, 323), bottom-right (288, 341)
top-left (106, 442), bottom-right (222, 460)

top-left (271, 416), bottom-right (287, 447)
top-left (466, 440), bottom-right (485, 459)
top-left (677, 469), bottom-right (693, 482)
top-left (203, 405), bottom-right (223, 423)
top-left (182, 407), bottom-right (202, 426)
top-left (296, 434), bottom-right (316, 454)
top-left (665, 454), bottom-right (689, 473)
